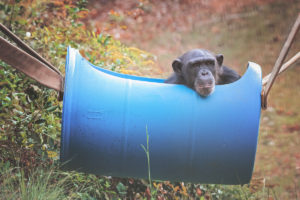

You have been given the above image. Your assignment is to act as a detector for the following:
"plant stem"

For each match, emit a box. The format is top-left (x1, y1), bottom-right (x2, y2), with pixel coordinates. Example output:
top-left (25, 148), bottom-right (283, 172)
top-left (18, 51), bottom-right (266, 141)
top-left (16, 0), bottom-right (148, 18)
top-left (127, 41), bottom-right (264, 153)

top-left (141, 125), bottom-right (152, 191)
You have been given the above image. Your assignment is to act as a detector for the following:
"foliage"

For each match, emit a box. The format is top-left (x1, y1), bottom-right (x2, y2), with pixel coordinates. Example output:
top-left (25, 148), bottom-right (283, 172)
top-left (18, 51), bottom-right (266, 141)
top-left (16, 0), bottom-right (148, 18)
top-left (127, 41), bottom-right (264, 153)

top-left (0, 0), bottom-right (158, 169)
top-left (0, 0), bottom-right (159, 198)
top-left (0, 164), bottom-right (69, 200)
top-left (0, 61), bottom-right (59, 173)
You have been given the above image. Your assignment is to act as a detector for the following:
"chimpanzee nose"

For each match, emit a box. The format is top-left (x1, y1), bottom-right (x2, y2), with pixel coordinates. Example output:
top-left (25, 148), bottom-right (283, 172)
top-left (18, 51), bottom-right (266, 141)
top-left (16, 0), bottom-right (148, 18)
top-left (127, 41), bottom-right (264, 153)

top-left (200, 70), bottom-right (208, 76)
top-left (201, 71), bottom-right (208, 76)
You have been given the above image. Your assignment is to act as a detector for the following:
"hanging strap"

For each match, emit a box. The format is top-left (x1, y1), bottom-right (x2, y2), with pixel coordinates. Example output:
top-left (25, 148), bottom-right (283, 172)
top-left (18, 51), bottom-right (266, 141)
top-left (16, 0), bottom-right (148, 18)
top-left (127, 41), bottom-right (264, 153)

top-left (262, 52), bottom-right (300, 86)
top-left (0, 23), bottom-right (64, 93)
top-left (261, 14), bottom-right (300, 109)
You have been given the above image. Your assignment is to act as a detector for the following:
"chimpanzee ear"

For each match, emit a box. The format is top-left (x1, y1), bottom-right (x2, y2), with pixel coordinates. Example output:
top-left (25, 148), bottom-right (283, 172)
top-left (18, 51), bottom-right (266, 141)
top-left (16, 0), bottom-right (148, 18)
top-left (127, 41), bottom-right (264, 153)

top-left (216, 54), bottom-right (223, 66)
top-left (172, 58), bottom-right (183, 74)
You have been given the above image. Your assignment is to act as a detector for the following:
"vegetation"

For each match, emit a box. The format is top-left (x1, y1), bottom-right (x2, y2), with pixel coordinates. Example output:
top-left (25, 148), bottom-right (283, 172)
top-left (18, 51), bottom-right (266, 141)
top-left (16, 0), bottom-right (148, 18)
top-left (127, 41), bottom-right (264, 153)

top-left (1, 0), bottom-right (299, 199)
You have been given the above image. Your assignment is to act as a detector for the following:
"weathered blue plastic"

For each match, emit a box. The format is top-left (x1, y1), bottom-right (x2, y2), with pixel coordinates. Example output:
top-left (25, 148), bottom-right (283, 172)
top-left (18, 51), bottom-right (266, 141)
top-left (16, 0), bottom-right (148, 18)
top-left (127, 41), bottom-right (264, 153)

top-left (61, 47), bottom-right (262, 184)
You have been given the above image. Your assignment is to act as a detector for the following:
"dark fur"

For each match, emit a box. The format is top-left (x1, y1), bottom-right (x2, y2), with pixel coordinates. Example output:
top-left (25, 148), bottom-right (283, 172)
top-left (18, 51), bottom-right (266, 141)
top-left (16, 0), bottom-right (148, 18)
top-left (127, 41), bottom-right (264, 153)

top-left (218, 65), bottom-right (241, 85)
top-left (165, 49), bottom-right (240, 96)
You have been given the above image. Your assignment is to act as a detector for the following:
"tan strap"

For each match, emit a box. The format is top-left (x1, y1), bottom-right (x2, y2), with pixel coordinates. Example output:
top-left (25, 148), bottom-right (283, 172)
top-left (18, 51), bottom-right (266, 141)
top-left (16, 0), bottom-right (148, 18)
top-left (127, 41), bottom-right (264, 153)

top-left (262, 52), bottom-right (300, 86)
top-left (0, 36), bottom-right (64, 92)
top-left (0, 23), bottom-right (62, 76)
top-left (261, 14), bottom-right (300, 109)
top-left (0, 23), bottom-right (64, 94)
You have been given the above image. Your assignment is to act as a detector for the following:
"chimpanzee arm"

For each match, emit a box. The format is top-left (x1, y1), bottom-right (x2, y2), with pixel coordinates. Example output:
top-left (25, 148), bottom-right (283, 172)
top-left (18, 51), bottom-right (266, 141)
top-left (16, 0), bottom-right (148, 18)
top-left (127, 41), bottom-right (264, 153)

top-left (217, 66), bottom-right (241, 85)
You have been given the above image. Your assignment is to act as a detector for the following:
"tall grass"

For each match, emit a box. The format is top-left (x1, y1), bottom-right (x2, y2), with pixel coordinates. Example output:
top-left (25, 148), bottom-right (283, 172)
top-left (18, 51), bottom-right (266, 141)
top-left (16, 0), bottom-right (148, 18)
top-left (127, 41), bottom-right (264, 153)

top-left (0, 166), bottom-right (69, 200)
top-left (141, 126), bottom-right (152, 190)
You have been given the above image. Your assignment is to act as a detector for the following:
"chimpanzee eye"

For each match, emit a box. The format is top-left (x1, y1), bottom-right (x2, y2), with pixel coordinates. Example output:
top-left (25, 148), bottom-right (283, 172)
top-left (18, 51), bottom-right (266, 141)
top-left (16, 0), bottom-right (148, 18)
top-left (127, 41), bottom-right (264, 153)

top-left (192, 63), bottom-right (199, 67)
top-left (205, 61), bottom-right (213, 65)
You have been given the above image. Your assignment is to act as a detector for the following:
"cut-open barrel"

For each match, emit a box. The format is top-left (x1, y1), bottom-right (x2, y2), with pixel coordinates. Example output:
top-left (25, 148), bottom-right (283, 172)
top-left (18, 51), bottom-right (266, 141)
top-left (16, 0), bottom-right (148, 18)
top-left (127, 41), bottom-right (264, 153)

top-left (61, 47), bottom-right (262, 184)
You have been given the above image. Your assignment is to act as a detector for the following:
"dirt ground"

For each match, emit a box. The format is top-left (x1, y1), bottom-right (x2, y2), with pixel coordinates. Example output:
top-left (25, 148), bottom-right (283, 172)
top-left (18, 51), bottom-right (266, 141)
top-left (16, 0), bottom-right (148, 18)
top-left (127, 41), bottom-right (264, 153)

top-left (85, 0), bottom-right (300, 199)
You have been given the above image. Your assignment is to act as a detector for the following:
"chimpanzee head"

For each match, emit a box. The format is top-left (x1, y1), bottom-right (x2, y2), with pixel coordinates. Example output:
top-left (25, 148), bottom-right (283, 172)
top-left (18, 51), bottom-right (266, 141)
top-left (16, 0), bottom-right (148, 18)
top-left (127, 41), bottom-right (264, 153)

top-left (172, 49), bottom-right (223, 97)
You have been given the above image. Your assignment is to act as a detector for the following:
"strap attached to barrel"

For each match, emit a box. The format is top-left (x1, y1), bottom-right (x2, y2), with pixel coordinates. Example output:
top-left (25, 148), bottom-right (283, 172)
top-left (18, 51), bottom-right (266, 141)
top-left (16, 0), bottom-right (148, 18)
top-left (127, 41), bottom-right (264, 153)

top-left (261, 14), bottom-right (300, 109)
top-left (0, 23), bottom-right (64, 94)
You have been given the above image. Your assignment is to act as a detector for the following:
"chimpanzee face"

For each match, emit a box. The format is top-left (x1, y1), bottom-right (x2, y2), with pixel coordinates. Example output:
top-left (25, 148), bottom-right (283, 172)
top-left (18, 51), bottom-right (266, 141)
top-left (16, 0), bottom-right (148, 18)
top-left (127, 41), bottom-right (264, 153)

top-left (172, 49), bottom-right (223, 97)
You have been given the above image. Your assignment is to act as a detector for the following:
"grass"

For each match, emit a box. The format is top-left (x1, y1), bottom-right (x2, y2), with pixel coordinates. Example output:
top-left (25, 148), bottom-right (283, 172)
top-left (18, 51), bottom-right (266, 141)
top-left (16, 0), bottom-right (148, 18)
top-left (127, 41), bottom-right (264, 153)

top-left (141, 126), bottom-right (152, 192)
top-left (0, 166), bottom-right (69, 200)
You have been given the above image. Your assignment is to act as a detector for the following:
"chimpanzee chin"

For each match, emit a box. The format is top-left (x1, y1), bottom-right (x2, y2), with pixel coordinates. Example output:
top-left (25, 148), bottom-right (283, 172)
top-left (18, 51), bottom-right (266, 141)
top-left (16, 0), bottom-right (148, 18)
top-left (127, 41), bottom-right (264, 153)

top-left (165, 49), bottom-right (240, 97)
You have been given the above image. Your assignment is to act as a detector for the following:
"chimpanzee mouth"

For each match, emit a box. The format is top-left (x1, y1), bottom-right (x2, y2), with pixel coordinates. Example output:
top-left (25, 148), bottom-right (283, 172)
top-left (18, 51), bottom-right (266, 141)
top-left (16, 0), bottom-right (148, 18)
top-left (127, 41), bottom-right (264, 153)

top-left (195, 84), bottom-right (215, 97)
top-left (196, 84), bottom-right (213, 89)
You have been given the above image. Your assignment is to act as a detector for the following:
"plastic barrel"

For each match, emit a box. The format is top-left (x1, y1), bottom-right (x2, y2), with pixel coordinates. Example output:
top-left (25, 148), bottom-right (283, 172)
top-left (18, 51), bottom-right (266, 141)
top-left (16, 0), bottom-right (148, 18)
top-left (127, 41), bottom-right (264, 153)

top-left (60, 47), bottom-right (262, 184)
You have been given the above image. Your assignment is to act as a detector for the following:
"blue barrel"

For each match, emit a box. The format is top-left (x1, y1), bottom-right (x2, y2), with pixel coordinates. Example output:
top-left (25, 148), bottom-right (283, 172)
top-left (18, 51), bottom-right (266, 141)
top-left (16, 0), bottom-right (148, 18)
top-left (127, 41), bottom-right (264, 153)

top-left (60, 47), bottom-right (262, 184)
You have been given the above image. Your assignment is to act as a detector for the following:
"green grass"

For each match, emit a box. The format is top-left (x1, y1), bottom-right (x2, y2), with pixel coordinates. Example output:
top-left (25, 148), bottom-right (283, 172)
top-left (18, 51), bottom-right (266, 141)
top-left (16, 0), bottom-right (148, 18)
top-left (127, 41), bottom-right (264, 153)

top-left (0, 167), bottom-right (69, 200)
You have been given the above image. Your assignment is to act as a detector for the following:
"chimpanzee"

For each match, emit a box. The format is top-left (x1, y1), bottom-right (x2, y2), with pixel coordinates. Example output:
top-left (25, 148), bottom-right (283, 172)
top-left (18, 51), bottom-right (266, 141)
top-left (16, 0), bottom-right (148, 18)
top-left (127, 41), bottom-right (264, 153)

top-left (165, 49), bottom-right (241, 97)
